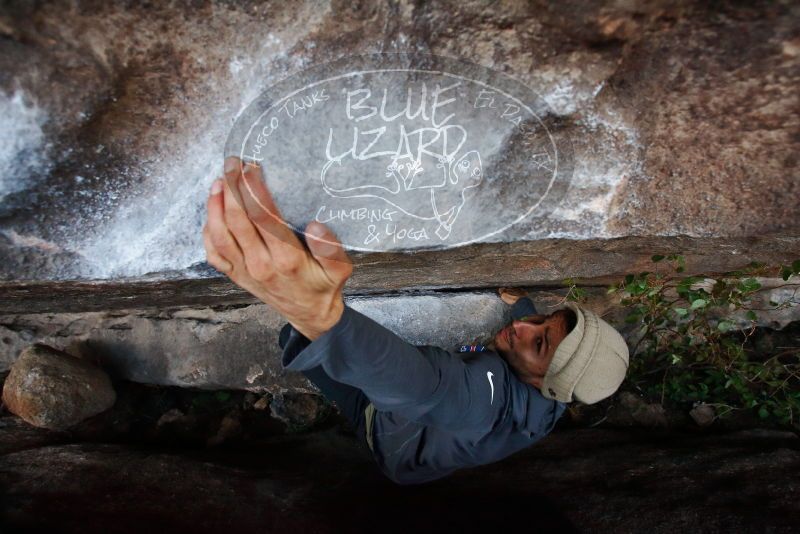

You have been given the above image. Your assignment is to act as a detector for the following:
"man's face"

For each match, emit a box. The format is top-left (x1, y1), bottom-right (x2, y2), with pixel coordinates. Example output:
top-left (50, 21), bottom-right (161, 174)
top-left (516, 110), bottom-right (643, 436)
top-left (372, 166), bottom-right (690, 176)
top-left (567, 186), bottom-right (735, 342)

top-left (493, 310), bottom-right (572, 388)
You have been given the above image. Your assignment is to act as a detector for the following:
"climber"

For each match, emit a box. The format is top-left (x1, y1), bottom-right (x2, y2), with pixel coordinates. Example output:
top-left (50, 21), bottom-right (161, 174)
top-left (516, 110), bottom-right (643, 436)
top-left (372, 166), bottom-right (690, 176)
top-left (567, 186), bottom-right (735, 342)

top-left (203, 156), bottom-right (630, 485)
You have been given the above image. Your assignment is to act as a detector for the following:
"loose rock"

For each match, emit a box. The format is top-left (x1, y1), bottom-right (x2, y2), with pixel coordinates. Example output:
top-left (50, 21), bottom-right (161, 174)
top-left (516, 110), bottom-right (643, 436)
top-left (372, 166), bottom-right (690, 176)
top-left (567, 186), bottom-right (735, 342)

top-left (607, 391), bottom-right (669, 428)
top-left (156, 408), bottom-right (187, 427)
top-left (632, 403), bottom-right (669, 428)
top-left (2, 344), bottom-right (116, 431)
top-left (269, 393), bottom-right (328, 430)
top-left (252, 395), bottom-right (270, 411)
top-left (690, 403), bottom-right (716, 427)
top-left (207, 412), bottom-right (242, 447)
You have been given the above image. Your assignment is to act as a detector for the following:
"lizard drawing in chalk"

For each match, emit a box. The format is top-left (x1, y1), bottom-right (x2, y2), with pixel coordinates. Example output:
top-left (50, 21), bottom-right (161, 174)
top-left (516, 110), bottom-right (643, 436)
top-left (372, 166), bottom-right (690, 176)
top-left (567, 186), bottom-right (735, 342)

top-left (320, 123), bottom-right (483, 240)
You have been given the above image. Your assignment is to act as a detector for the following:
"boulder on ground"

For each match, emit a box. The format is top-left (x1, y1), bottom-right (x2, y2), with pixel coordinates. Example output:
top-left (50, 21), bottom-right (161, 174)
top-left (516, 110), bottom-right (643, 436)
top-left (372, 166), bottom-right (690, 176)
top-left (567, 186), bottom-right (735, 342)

top-left (2, 344), bottom-right (116, 431)
top-left (607, 391), bottom-right (670, 428)
top-left (690, 403), bottom-right (716, 427)
top-left (269, 393), bottom-right (328, 431)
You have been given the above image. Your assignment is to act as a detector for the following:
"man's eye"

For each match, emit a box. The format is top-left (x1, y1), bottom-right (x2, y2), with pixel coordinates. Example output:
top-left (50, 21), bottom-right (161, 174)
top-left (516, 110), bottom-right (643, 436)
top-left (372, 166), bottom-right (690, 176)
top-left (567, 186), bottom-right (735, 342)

top-left (536, 338), bottom-right (543, 350)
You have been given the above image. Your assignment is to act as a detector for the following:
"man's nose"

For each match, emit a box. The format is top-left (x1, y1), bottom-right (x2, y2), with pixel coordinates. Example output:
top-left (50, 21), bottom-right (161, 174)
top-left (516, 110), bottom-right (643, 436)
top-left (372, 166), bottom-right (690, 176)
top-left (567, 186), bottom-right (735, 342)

top-left (511, 320), bottom-right (524, 336)
top-left (513, 319), bottom-right (542, 333)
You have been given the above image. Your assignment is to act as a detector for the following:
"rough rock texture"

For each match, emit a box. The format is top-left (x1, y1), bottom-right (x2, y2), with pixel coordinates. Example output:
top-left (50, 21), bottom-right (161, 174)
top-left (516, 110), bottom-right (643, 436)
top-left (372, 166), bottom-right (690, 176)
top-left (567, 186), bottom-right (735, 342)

top-left (1, 235), bottom-right (799, 315)
top-left (1, 380), bottom-right (301, 447)
top-left (0, 421), bottom-right (798, 533)
top-left (268, 392), bottom-right (329, 430)
top-left (2, 344), bottom-right (116, 430)
top-left (603, 2), bottom-right (800, 237)
top-left (0, 1), bottom-right (797, 280)
top-left (689, 403), bottom-right (716, 427)
top-left (0, 292), bottom-right (511, 391)
top-left (2, 284), bottom-right (798, 390)
top-left (606, 391), bottom-right (671, 428)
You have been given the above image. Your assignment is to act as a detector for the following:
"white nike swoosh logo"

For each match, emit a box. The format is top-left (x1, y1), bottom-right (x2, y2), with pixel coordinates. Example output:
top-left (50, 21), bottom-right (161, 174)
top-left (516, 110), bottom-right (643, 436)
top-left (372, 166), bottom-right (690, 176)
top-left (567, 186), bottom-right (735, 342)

top-left (487, 371), bottom-right (494, 405)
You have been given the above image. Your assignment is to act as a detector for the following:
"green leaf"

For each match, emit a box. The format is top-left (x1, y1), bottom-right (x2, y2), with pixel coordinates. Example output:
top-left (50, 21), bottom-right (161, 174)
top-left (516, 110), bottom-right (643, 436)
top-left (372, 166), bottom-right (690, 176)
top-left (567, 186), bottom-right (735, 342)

top-left (672, 255), bottom-right (687, 273)
top-left (745, 310), bottom-right (757, 321)
top-left (625, 312), bottom-right (641, 324)
top-left (781, 266), bottom-right (793, 281)
top-left (717, 320), bottom-right (733, 333)
top-left (652, 254), bottom-right (665, 262)
top-left (670, 353), bottom-right (681, 365)
top-left (607, 286), bottom-right (618, 294)
top-left (691, 298), bottom-right (707, 310)
top-left (758, 406), bottom-right (770, 419)
top-left (724, 378), bottom-right (733, 389)
top-left (627, 281), bottom-right (646, 296)
top-left (740, 278), bottom-right (761, 292)
top-left (674, 307), bottom-right (689, 317)
top-left (192, 395), bottom-right (212, 409)
top-left (677, 276), bottom-right (699, 289)
top-left (793, 259), bottom-right (800, 273)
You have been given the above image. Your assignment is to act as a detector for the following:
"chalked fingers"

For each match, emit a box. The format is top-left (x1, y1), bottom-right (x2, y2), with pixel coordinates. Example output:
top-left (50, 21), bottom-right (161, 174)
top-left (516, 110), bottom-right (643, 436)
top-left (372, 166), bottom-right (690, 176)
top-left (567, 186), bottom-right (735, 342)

top-left (205, 178), bottom-right (242, 273)
top-left (237, 160), bottom-right (306, 275)
top-left (223, 157), bottom-right (260, 236)
top-left (203, 225), bottom-right (232, 274)
top-left (237, 160), bottom-right (297, 242)
top-left (221, 167), bottom-right (276, 281)
top-left (304, 221), bottom-right (353, 285)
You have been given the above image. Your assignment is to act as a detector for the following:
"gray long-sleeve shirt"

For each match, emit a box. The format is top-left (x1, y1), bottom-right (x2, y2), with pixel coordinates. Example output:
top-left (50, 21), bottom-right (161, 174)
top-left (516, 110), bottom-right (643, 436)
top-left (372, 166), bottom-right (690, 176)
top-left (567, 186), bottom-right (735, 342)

top-left (280, 297), bottom-right (567, 485)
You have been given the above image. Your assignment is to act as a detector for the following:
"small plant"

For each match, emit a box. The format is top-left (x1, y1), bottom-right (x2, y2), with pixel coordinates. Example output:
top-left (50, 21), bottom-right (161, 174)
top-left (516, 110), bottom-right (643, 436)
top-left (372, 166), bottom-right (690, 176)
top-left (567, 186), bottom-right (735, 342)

top-left (626, 256), bottom-right (799, 428)
top-left (569, 257), bottom-right (800, 430)
top-left (561, 277), bottom-right (588, 303)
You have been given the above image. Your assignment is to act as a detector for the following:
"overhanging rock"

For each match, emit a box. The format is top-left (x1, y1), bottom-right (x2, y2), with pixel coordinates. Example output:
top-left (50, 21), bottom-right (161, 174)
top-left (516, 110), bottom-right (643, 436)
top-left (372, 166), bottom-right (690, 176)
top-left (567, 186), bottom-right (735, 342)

top-left (0, 1), bottom-right (798, 281)
top-left (0, 2), bottom-right (798, 392)
top-left (1, 235), bottom-right (798, 315)
top-left (0, 292), bottom-right (509, 392)
top-left (1, 284), bottom-right (797, 392)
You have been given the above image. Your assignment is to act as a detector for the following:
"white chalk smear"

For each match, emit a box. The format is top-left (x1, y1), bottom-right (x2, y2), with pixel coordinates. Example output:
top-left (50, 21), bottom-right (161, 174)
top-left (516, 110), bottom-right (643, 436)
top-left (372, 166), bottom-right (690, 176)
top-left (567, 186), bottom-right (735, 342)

top-left (0, 90), bottom-right (48, 202)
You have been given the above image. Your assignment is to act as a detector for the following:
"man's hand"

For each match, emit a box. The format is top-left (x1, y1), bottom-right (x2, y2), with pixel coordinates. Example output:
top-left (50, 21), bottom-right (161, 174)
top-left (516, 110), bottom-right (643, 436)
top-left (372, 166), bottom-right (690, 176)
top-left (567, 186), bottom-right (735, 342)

top-left (202, 156), bottom-right (353, 340)
top-left (498, 287), bottom-right (528, 306)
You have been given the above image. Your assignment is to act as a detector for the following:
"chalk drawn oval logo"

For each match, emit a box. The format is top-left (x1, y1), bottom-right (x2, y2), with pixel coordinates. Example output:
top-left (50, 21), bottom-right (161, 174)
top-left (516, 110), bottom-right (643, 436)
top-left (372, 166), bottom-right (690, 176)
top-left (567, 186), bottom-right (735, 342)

top-left (225, 53), bottom-right (573, 252)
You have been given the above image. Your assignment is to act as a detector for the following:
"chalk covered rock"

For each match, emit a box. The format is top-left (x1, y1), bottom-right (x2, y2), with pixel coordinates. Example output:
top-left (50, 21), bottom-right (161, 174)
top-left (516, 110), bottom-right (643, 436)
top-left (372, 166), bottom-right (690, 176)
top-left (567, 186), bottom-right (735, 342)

top-left (2, 345), bottom-right (116, 430)
top-left (0, 2), bottom-right (798, 282)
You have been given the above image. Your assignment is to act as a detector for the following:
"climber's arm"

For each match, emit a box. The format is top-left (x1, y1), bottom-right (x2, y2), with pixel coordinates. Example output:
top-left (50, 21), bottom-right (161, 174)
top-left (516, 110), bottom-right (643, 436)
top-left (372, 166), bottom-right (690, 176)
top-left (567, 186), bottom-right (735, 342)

top-left (202, 156), bottom-right (352, 340)
top-left (202, 157), bottom-right (527, 434)
top-left (279, 306), bottom-right (513, 434)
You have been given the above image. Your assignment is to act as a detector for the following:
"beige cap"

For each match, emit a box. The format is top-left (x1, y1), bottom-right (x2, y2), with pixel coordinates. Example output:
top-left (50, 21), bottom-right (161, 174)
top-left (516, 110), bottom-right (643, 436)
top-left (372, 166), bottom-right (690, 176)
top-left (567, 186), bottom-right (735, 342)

top-left (541, 302), bottom-right (629, 405)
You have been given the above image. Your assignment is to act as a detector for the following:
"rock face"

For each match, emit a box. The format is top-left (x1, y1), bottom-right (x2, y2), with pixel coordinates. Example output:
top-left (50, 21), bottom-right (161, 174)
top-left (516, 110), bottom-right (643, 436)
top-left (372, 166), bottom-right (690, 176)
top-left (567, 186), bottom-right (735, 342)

top-left (2, 345), bottom-right (116, 430)
top-left (0, 421), bottom-right (798, 533)
top-left (606, 391), bottom-right (672, 428)
top-left (690, 403), bottom-right (716, 427)
top-left (0, 1), bottom-right (797, 280)
top-left (269, 392), bottom-right (329, 430)
top-left (0, 292), bottom-right (512, 391)
top-left (2, 285), bottom-right (798, 392)
top-left (2, 235), bottom-right (800, 315)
